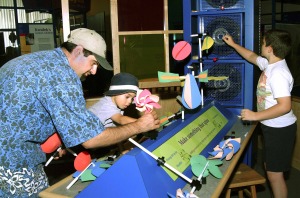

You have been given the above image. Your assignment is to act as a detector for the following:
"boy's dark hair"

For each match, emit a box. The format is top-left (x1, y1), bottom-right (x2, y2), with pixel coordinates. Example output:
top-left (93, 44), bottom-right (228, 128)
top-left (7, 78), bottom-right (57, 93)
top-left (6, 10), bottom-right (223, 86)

top-left (61, 42), bottom-right (95, 58)
top-left (264, 29), bottom-right (292, 59)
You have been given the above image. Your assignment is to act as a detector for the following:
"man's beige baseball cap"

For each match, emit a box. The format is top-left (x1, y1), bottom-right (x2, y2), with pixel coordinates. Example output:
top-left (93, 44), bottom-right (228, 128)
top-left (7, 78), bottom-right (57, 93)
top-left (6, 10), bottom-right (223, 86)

top-left (67, 28), bottom-right (113, 70)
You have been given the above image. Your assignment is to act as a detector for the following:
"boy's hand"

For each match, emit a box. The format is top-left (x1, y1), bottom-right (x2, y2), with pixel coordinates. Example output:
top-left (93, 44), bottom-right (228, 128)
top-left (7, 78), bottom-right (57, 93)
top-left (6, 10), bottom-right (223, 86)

top-left (240, 109), bottom-right (256, 121)
top-left (222, 34), bottom-right (235, 47)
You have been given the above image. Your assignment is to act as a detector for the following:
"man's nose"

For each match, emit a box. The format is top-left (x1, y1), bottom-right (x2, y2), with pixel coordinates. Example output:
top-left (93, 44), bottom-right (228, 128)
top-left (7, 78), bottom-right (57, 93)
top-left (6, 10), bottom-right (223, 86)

top-left (90, 64), bottom-right (97, 75)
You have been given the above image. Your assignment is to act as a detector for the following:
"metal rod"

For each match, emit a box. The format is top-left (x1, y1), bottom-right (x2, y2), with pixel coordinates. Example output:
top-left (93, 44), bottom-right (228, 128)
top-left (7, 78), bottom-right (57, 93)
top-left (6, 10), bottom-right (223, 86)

top-left (128, 138), bottom-right (192, 183)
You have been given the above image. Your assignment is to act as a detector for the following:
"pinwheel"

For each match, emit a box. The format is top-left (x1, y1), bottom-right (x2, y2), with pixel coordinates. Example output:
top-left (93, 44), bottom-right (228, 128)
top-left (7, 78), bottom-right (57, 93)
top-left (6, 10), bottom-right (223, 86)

top-left (134, 89), bottom-right (161, 112)
top-left (167, 188), bottom-right (199, 198)
top-left (208, 138), bottom-right (241, 161)
top-left (158, 71), bottom-right (228, 110)
top-left (134, 89), bottom-right (181, 126)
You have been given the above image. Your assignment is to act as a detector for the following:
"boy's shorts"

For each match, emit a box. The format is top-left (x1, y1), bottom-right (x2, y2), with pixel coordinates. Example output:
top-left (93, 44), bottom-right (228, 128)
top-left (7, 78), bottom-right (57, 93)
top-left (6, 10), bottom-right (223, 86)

top-left (261, 122), bottom-right (297, 172)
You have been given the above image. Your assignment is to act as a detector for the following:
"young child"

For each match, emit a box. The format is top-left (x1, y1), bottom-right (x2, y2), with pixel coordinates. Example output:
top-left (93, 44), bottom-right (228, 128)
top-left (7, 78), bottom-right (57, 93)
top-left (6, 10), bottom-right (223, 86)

top-left (223, 30), bottom-right (297, 198)
top-left (89, 72), bottom-right (139, 128)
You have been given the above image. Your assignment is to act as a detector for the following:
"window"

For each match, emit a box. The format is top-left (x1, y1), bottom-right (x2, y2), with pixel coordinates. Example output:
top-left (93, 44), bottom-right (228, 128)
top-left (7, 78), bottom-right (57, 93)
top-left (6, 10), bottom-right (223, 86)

top-left (110, 0), bottom-right (184, 80)
top-left (0, 0), bottom-right (52, 53)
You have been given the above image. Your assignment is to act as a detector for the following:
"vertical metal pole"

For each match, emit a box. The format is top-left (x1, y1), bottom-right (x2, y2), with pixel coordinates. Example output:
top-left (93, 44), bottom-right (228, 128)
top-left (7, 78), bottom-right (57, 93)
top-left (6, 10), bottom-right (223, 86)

top-left (272, 0), bottom-right (276, 28)
top-left (164, 0), bottom-right (170, 72)
top-left (198, 35), bottom-right (204, 107)
top-left (61, 0), bottom-right (70, 42)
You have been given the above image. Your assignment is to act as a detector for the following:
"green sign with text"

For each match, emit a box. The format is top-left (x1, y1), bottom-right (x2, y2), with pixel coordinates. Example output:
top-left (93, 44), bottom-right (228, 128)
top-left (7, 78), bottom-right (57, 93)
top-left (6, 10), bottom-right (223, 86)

top-left (153, 105), bottom-right (228, 180)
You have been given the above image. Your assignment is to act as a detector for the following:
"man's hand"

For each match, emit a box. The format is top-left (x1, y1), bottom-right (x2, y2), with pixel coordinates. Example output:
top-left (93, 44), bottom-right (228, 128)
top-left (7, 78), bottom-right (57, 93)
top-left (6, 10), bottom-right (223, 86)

top-left (136, 110), bottom-right (160, 132)
top-left (54, 148), bottom-right (67, 160)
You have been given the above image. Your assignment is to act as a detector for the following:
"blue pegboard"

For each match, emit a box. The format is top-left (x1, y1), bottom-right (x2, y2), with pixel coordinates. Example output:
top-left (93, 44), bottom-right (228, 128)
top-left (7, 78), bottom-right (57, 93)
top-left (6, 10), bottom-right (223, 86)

top-left (202, 61), bottom-right (245, 107)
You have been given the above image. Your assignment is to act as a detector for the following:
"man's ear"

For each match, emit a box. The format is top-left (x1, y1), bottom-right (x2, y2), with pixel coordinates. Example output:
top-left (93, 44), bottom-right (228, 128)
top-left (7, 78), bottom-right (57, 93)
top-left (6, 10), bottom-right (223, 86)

top-left (73, 45), bottom-right (84, 57)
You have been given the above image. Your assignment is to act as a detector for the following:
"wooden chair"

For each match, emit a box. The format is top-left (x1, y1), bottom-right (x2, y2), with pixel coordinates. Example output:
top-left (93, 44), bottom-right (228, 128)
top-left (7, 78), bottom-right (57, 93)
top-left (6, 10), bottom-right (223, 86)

top-left (225, 163), bottom-right (266, 198)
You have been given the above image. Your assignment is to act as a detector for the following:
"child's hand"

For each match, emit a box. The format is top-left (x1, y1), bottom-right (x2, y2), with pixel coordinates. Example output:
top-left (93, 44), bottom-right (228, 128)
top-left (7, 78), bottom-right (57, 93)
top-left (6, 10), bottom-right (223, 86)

top-left (222, 34), bottom-right (235, 46)
top-left (240, 109), bottom-right (256, 121)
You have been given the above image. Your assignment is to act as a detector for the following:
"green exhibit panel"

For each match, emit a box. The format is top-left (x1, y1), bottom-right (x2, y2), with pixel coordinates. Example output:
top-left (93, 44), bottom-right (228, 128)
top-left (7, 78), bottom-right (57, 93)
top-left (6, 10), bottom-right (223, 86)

top-left (76, 101), bottom-right (238, 198)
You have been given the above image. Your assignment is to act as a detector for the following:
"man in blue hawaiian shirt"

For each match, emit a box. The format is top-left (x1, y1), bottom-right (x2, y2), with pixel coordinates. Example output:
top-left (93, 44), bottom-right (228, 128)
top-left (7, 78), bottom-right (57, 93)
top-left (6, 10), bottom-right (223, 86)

top-left (0, 28), bottom-right (160, 197)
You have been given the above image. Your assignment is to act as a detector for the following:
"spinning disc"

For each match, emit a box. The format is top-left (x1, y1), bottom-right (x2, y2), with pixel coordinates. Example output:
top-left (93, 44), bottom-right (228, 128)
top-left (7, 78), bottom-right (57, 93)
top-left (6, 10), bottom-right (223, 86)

top-left (205, 16), bottom-right (241, 56)
top-left (204, 64), bottom-right (241, 101)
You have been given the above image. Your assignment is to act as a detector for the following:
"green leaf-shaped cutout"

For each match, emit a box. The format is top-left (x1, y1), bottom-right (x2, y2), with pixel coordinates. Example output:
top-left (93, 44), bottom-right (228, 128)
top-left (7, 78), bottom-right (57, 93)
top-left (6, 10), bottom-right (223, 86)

top-left (80, 169), bottom-right (96, 182)
top-left (191, 155), bottom-right (223, 179)
top-left (191, 155), bottom-right (209, 178)
top-left (208, 164), bottom-right (223, 179)
top-left (190, 155), bottom-right (206, 165)
top-left (100, 163), bottom-right (111, 168)
top-left (208, 159), bottom-right (223, 166)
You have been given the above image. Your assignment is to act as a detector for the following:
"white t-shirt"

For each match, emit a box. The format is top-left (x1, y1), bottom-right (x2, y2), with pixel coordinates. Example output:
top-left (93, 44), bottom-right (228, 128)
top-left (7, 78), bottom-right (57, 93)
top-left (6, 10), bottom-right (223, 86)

top-left (256, 56), bottom-right (296, 127)
top-left (88, 96), bottom-right (124, 127)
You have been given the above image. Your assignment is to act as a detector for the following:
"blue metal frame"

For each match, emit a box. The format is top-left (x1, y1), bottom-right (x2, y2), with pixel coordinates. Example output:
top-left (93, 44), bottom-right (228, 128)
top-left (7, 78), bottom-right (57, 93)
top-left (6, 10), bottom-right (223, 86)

top-left (183, 0), bottom-right (254, 113)
top-left (183, 0), bottom-right (255, 166)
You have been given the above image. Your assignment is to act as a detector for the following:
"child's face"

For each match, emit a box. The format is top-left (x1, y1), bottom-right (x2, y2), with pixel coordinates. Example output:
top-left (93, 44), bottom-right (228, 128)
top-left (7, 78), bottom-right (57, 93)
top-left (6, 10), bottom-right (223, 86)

top-left (113, 92), bottom-right (136, 110)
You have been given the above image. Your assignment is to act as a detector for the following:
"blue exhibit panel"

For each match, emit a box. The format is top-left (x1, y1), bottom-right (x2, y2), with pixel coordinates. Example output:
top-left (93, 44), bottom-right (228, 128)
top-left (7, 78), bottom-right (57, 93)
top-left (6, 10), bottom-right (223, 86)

top-left (76, 102), bottom-right (237, 198)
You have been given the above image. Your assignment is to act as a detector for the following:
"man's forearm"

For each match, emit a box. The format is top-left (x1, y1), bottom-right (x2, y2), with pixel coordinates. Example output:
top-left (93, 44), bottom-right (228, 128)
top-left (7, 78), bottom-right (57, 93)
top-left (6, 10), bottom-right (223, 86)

top-left (82, 121), bottom-right (143, 149)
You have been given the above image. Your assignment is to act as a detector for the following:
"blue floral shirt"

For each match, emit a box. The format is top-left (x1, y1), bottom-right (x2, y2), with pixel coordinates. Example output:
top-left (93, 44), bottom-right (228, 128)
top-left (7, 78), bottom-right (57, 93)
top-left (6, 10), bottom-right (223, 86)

top-left (0, 48), bottom-right (104, 197)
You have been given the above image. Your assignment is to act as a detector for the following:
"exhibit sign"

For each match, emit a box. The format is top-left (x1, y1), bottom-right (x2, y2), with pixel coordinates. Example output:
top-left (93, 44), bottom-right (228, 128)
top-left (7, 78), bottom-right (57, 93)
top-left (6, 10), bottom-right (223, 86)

top-left (153, 105), bottom-right (228, 180)
top-left (29, 24), bottom-right (55, 52)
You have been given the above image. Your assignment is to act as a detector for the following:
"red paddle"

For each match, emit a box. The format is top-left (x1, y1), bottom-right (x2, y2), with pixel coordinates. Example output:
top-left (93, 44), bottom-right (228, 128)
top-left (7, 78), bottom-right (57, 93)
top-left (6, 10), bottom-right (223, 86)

top-left (40, 132), bottom-right (62, 153)
top-left (172, 41), bottom-right (192, 61)
top-left (74, 151), bottom-right (92, 171)
top-left (66, 151), bottom-right (94, 189)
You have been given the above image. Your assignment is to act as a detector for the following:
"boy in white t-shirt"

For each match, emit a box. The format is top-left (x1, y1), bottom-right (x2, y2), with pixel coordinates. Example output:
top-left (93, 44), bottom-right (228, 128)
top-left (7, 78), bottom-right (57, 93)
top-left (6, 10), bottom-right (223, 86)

top-left (223, 29), bottom-right (296, 198)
